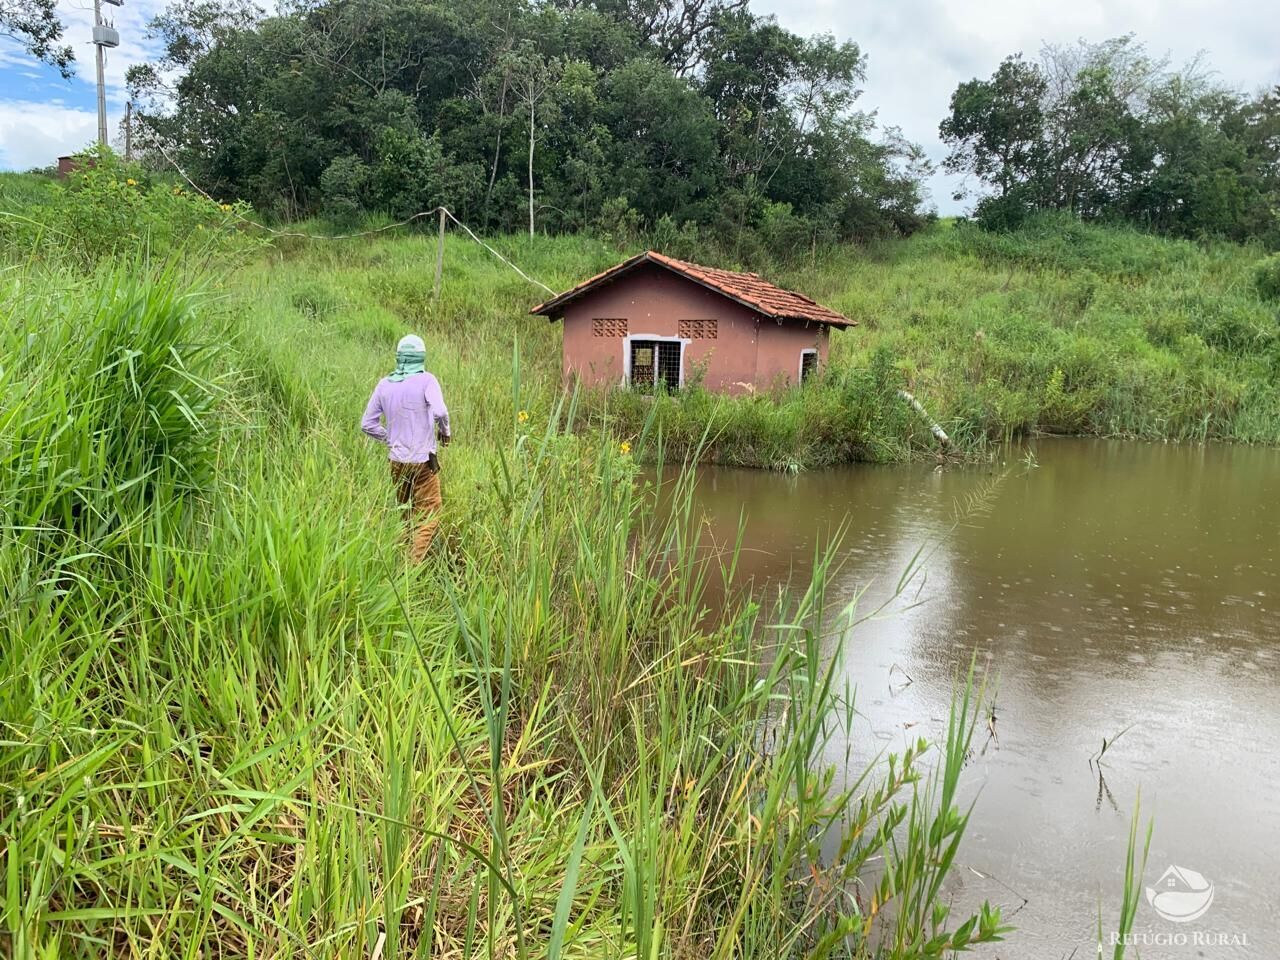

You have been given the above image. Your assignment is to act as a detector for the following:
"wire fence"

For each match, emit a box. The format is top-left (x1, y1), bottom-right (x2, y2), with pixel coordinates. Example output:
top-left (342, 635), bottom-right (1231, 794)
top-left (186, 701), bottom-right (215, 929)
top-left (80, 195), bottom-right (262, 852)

top-left (156, 143), bottom-right (556, 294)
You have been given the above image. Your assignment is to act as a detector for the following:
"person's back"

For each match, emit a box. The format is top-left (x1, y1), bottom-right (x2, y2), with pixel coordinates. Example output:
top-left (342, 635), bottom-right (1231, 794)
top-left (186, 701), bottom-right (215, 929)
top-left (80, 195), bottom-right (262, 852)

top-left (361, 334), bottom-right (451, 561)
top-left (364, 372), bottom-right (448, 464)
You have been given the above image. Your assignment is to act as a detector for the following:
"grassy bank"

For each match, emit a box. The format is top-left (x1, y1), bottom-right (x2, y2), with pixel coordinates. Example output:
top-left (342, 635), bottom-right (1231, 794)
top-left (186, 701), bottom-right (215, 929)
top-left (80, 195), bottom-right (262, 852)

top-left (1, 195), bottom-right (1006, 953)
top-left (247, 213), bottom-right (1280, 470)
top-left (606, 216), bottom-right (1280, 466)
top-left (808, 216), bottom-right (1280, 446)
top-left (10, 166), bottom-right (1276, 467)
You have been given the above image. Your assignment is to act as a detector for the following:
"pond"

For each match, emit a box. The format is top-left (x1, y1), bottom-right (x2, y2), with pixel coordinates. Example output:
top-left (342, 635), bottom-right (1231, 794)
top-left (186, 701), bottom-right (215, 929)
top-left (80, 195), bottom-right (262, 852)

top-left (684, 439), bottom-right (1279, 958)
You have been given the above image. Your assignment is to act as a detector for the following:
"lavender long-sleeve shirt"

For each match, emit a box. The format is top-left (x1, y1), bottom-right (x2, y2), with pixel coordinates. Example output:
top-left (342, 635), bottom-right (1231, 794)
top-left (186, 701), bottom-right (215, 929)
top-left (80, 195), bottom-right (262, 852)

top-left (361, 372), bottom-right (450, 463)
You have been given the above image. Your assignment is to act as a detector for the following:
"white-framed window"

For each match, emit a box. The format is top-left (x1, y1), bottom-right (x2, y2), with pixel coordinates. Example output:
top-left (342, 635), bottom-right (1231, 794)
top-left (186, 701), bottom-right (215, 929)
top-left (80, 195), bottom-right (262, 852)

top-left (623, 334), bottom-right (688, 391)
top-left (799, 348), bottom-right (818, 383)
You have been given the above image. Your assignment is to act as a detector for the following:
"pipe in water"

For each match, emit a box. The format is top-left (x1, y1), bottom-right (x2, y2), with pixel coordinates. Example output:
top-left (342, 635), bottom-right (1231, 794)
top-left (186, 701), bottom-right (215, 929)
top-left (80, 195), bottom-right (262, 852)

top-left (898, 390), bottom-right (950, 447)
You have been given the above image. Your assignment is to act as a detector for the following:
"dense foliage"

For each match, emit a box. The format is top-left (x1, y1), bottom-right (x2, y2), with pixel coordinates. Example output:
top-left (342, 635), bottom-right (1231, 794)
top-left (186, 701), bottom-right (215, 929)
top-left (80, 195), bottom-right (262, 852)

top-left (0, 149), bottom-right (261, 266)
top-left (126, 0), bottom-right (930, 247)
top-left (940, 37), bottom-right (1280, 246)
top-left (1256, 254), bottom-right (1280, 302)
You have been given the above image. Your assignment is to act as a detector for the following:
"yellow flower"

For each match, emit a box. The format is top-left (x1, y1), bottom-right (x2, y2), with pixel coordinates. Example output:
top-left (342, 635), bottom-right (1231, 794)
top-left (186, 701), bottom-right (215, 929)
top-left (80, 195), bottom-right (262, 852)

top-left (517, 409), bottom-right (529, 424)
top-left (126, 178), bottom-right (137, 186)
top-left (173, 186), bottom-right (182, 195)
top-left (620, 441), bottom-right (632, 455)
top-left (220, 203), bottom-right (233, 211)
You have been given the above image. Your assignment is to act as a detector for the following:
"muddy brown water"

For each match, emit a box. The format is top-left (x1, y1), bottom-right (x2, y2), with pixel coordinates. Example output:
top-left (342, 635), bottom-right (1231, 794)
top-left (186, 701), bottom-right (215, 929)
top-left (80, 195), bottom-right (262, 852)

top-left (682, 439), bottom-right (1279, 958)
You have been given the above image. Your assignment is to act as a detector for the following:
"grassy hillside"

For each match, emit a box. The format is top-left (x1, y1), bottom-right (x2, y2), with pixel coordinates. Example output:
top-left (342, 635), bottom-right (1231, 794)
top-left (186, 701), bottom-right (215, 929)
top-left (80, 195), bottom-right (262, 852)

top-left (250, 213), bottom-right (1280, 469)
top-left (817, 216), bottom-right (1280, 446)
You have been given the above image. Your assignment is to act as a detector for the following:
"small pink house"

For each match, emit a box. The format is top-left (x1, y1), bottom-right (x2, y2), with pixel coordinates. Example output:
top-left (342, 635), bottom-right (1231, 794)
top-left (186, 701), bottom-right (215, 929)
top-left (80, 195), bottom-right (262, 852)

top-left (530, 251), bottom-right (855, 394)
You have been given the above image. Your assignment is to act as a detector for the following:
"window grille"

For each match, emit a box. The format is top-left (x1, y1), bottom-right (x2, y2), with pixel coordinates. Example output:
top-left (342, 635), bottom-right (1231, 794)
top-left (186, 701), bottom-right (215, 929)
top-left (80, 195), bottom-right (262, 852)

top-left (655, 342), bottom-right (681, 389)
top-left (629, 340), bottom-right (682, 391)
top-left (593, 318), bottom-right (628, 337)
top-left (800, 350), bottom-right (818, 383)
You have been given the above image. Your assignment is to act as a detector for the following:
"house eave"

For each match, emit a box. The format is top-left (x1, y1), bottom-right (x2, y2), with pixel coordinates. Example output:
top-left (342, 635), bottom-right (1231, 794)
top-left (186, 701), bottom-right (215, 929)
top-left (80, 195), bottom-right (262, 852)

top-left (529, 250), bottom-right (856, 329)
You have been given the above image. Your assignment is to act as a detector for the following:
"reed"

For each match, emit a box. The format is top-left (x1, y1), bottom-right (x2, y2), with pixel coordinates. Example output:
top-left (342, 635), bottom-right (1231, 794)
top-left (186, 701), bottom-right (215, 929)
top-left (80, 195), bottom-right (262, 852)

top-left (1099, 796), bottom-right (1154, 959)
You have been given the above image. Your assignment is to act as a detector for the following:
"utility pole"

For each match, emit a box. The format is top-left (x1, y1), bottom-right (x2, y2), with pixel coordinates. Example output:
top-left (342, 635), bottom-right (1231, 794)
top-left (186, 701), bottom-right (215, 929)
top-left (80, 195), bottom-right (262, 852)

top-left (124, 102), bottom-right (133, 161)
top-left (92, 0), bottom-right (123, 148)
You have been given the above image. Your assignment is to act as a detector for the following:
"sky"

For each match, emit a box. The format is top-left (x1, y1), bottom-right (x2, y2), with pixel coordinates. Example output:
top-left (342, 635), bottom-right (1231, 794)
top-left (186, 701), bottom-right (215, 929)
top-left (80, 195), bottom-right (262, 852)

top-left (753, 0), bottom-right (1279, 212)
top-left (1, 0), bottom-right (1277, 213)
top-left (0, 0), bottom-right (161, 170)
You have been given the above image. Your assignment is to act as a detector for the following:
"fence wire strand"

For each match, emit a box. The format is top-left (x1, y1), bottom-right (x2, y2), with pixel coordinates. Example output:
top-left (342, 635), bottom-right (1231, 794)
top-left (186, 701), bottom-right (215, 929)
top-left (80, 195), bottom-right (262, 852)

top-left (156, 143), bottom-right (556, 293)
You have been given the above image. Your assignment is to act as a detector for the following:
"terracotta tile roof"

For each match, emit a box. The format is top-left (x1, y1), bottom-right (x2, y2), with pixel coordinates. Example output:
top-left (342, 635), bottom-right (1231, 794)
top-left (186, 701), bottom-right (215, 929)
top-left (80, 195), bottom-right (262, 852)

top-left (530, 250), bottom-right (856, 329)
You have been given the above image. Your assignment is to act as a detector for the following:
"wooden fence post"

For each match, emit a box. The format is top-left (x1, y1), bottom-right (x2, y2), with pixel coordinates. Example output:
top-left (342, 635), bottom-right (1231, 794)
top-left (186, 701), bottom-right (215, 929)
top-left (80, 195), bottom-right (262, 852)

top-left (433, 207), bottom-right (446, 299)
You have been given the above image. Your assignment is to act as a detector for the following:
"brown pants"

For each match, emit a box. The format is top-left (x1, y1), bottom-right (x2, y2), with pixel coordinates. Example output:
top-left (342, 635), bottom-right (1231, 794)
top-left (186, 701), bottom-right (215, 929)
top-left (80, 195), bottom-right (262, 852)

top-left (390, 457), bottom-right (442, 562)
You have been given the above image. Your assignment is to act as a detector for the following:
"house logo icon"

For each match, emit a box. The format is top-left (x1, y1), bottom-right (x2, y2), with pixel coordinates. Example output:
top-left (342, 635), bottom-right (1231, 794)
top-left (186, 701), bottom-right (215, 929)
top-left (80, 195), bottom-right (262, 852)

top-left (1146, 865), bottom-right (1215, 923)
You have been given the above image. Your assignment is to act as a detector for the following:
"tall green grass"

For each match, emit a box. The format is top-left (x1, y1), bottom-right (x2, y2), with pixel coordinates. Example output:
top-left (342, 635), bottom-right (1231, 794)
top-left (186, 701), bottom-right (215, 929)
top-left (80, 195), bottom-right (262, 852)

top-left (595, 212), bottom-right (1280, 464)
top-left (1, 264), bottom-right (222, 601)
top-left (802, 214), bottom-right (1280, 450)
top-left (1098, 797), bottom-right (1154, 959)
top-left (2, 239), bottom-right (1007, 957)
top-left (13, 173), bottom-right (1279, 468)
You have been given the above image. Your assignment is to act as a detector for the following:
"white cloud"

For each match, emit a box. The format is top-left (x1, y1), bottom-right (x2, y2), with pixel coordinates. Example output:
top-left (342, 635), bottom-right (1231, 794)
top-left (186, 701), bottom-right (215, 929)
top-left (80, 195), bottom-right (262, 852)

top-left (0, 100), bottom-right (97, 169)
top-left (755, 0), bottom-right (1280, 213)
top-left (0, 0), bottom-right (167, 168)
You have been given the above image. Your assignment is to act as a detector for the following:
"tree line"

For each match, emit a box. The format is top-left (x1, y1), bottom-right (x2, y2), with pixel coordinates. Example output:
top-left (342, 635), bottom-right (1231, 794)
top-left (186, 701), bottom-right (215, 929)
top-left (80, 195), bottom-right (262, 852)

top-left (940, 36), bottom-right (1280, 247)
top-left (124, 0), bottom-right (930, 249)
top-left (8, 0), bottom-right (1275, 249)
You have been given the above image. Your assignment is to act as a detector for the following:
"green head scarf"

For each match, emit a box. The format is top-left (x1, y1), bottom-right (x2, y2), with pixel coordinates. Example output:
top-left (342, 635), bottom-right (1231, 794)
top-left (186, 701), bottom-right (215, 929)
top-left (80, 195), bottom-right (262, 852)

top-left (389, 334), bottom-right (426, 382)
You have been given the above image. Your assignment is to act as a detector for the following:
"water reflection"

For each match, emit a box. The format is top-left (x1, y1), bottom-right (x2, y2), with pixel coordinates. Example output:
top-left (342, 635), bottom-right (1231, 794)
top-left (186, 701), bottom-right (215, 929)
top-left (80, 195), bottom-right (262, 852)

top-left (681, 439), bottom-right (1280, 958)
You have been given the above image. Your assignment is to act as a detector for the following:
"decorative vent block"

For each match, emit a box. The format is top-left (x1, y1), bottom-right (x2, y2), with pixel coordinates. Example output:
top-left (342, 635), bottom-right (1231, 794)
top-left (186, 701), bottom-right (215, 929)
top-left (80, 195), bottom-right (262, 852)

top-left (678, 319), bottom-right (718, 339)
top-left (592, 318), bottom-right (628, 337)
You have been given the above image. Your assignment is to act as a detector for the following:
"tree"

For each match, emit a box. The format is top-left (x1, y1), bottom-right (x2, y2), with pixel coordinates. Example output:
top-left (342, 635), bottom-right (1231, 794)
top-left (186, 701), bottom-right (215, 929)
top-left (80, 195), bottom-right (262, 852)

top-left (124, 0), bottom-right (932, 245)
top-left (1037, 36), bottom-right (1161, 215)
top-left (940, 55), bottom-right (1047, 204)
top-left (131, 0), bottom-right (491, 217)
top-left (588, 0), bottom-right (749, 75)
top-left (1226, 85), bottom-right (1280, 246)
top-left (758, 33), bottom-right (872, 212)
top-left (1, 0), bottom-right (73, 76)
top-left (601, 59), bottom-right (718, 221)
top-left (941, 39), bottom-right (1279, 244)
top-left (505, 47), bottom-right (562, 236)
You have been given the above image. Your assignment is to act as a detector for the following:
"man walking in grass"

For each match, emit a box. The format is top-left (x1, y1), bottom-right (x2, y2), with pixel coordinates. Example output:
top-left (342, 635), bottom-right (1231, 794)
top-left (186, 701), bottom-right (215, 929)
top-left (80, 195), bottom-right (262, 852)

top-left (361, 334), bottom-right (451, 561)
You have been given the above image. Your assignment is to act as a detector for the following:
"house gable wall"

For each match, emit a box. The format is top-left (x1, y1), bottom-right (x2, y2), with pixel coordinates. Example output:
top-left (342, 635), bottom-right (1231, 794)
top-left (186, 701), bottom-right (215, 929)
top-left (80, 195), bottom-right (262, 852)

top-left (560, 262), bottom-right (829, 393)
top-left (754, 318), bottom-right (830, 388)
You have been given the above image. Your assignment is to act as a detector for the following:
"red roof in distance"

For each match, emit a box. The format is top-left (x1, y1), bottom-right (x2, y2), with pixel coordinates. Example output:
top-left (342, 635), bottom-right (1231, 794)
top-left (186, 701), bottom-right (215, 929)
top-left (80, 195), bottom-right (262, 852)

top-left (530, 250), bottom-right (856, 329)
